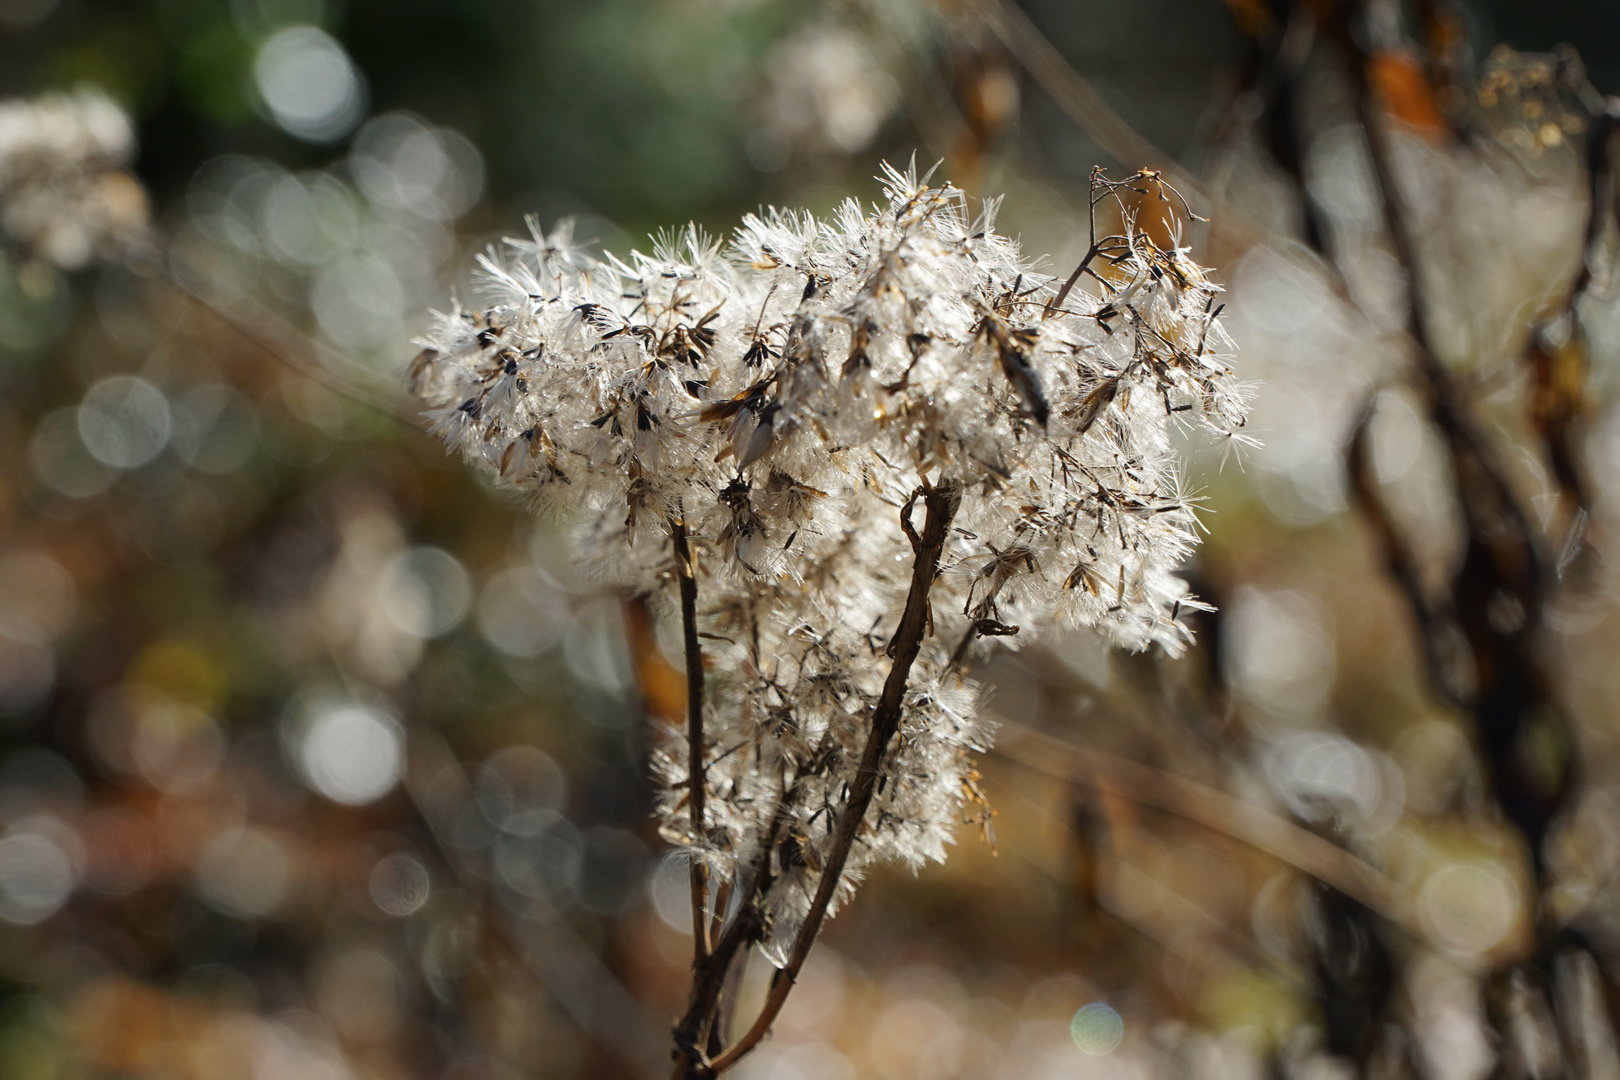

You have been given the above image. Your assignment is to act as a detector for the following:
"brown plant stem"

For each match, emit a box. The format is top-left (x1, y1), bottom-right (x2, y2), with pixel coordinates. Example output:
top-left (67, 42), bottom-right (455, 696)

top-left (699, 478), bottom-right (962, 1077)
top-left (671, 517), bottom-right (711, 961)
top-left (670, 800), bottom-right (792, 1074)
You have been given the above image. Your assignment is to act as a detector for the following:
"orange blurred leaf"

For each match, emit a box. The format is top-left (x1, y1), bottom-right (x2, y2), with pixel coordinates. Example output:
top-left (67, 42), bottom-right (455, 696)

top-left (623, 596), bottom-right (687, 727)
top-left (1369, 50), bottom-right (1448, 136)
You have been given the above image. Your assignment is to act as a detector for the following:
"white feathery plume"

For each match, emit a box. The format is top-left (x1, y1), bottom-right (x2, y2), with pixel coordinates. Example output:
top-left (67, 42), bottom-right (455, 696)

top-left (410, 163), bottom-right (1250, 967)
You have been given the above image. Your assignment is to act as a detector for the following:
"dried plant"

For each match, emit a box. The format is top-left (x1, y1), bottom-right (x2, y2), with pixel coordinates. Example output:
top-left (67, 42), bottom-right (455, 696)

top-left (410, 162), bottom-right (1247, 1075)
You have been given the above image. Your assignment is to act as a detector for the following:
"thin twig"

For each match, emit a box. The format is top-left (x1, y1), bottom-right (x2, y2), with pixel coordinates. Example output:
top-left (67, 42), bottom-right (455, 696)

top-left (671, 517), bottom-right (712, 962)
top-left (1046, 167), bottom-right (1105, 318)
top-left (157, 262), bottom-right (415, 422)
top-left (669, 796), bottom-right (792, 1076)
top-left (702, 478), bottom-right (962, 1076)
top-left (991, 722), bottom-right (1427, 944)
top-left (973, 0), bottom-right (1188, 187)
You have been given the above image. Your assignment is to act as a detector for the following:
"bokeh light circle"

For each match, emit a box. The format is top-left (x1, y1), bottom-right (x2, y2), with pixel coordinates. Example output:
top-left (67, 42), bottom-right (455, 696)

top-left (29, 406), bottom-right (115, 498)
top-left (378, 546), bottom-right (471, 638)
top-left (477, 566), bottom-right (565, 658)
top-left (170, 384), bottom-right (260, 474)
top-left (0, 549), bottom-right (77, 643)
top-left (298, 703), bottom-right (405, 806)
top-left (475, 745), bottom-right (567, 832)
top-left (0, 637), bottom-right (54, 719)
top-left (1420, 860), bottom-right (1520, 956)
top-left (1071, 1003), bottom-right (1124, 1056)
top-left (648, 853), bottom-right (693, 933)
top-left (369, 854), bottom-right (430, 916)
top-left (254, 26), bottom-right (366, 143)
top-left (0, 832), bottom-right (75, 924)
top-left (77, 375), bottom-right (171, 469)
top-left (196, 826), bottom-right (294, 918)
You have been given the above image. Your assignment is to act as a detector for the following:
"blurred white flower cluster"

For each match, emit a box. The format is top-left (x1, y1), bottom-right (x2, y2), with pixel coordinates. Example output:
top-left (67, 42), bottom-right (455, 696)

top-left (0, 88), bottom-right (148, 269)
top-left (411, 164), bottom-right (1247, 958)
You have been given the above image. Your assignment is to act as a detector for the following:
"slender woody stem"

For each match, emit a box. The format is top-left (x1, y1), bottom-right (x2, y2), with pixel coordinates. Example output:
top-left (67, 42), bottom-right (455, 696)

top-left (671, 517), bottom-right (710, 961)
top-left (670, 802), bottom-right (789, 1077)
top-left (704, 478), bottom-right (962, 1076)
top-left (1046, 169), bottom-right (1102, 319)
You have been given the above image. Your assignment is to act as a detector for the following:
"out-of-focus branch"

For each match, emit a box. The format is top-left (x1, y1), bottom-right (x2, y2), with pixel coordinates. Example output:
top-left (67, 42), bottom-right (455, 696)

top-left (159, 261), bottom-right (416, 423)
top-left (404, 729), bottom-right (666, 1080)
top-left (1525, 104), bottom-right (1617, 531)
top-left (1346, 15), bottom-right (1568, 881)
top-left (993, 722), bottom-right (1429, 946)
top-left (971, 0), bottom-right (1189, 187)
top-left (1345, 400), bottom-right (1470, 711)
top-left (965, 0), bottom-right (1385, 335)
top-left (1347, 17), bottom-right (1539, 572)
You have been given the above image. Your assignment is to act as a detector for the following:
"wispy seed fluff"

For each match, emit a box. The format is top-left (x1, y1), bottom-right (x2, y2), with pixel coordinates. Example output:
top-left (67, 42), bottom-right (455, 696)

top-left (411, 164), bottom-right (1249, 958)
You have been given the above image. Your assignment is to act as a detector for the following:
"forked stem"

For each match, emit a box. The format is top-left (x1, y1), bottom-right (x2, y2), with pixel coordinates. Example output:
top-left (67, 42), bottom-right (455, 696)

top-left (699, 478), bottom-right (962, 1077)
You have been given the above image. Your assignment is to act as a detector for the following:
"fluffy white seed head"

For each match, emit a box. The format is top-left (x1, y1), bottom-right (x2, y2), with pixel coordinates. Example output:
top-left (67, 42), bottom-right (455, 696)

top-left (411, 163), bottom-right (1249, 952)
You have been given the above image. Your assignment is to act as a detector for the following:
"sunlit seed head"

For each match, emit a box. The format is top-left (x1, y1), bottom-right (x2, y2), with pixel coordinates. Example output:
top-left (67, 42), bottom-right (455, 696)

top-left (410, 165), bottom-right (1246, 929)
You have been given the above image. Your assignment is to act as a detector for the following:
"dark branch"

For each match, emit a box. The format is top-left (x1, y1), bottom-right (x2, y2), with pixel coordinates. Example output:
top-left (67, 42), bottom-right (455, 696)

top-left (671, 518), bottom-right (710, 962)
top-left (697, 478), bottom-right (962, 1077)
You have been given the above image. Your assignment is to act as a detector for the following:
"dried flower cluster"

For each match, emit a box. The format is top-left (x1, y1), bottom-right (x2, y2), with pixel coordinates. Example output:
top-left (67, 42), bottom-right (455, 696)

top-left (0, 88), bottom-right (148, 269)
top-left (412, 164), bottom-right (1247, 1071)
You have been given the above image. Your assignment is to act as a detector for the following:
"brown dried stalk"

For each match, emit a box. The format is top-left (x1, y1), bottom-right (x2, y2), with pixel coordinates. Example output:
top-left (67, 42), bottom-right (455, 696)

top-left (672, 478), bottom-right (962, 1079)
top-left (671, 517), bottom-right (711, 961)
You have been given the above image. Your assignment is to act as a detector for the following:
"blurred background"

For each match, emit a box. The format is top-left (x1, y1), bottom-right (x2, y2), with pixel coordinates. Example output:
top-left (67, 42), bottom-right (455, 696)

top-left (1, 0), bottom-right (1620, 1078)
